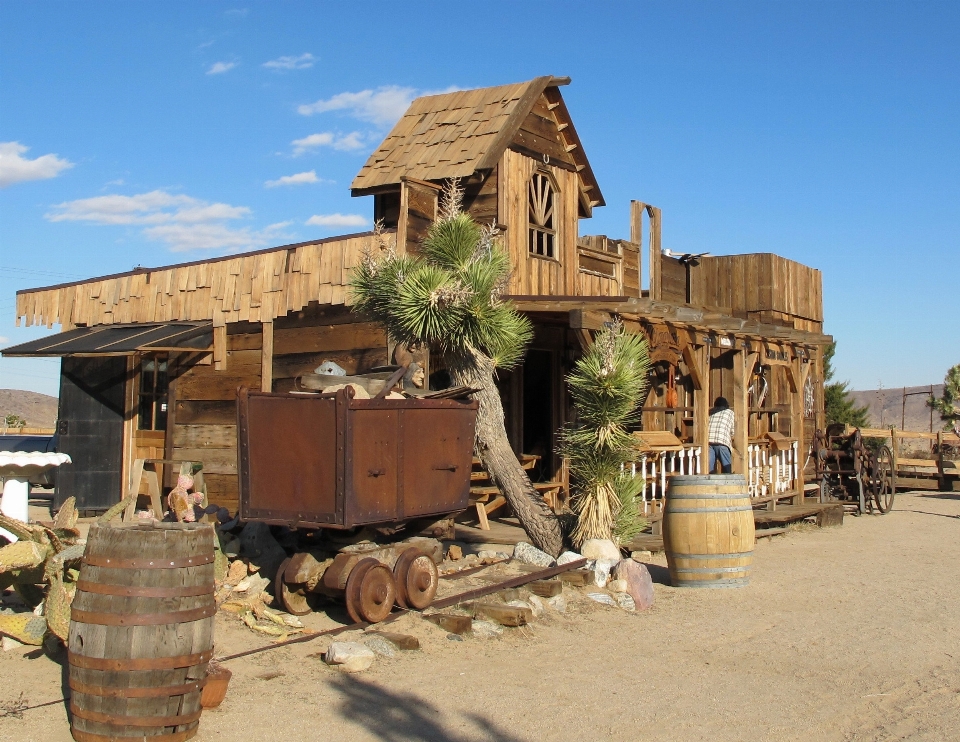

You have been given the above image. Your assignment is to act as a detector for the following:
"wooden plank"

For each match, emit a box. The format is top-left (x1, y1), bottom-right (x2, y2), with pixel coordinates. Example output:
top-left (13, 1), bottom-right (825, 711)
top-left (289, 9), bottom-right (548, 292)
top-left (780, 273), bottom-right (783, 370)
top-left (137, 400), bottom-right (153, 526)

top-left (272, 322), bottom-right (386, 356)
top-left (174, 400), bottom-right (236, 425)
top-left (169, 447), bottom-right (237, 475)
top-left (171, 424), bottom-right (237, 449)
top-left (176, 372), bottom-right (258, 401)
top-left (261, 321), bottom-right (273, 393)
top-left (423, 613), bottom-right (472, 635)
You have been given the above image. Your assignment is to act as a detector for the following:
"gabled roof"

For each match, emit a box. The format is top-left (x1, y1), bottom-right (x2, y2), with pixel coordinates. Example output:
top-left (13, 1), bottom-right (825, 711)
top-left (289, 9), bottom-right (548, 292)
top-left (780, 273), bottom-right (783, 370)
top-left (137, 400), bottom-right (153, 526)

top-left (350, 76), bottom-right (604, 208)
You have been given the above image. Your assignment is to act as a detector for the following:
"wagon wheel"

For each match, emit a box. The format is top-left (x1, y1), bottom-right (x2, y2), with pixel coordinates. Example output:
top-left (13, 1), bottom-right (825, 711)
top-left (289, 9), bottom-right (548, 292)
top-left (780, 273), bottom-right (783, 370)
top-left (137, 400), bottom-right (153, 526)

top-left (874, 445), bottom-right (896, 514)
top-left (393, 548), bottom-right (439, 610)
top-left (274, 558), bottom-right (312, 616)
top-left (345, 558), bottom-right (397, 624)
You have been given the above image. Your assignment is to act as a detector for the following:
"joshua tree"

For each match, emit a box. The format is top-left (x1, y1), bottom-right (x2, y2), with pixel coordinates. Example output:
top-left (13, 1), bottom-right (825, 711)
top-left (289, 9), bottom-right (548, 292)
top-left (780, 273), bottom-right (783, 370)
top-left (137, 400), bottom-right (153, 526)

top-left (350, 181), bottom-right (563, 556)
top-left (559, 321), bottom-right (650, 547)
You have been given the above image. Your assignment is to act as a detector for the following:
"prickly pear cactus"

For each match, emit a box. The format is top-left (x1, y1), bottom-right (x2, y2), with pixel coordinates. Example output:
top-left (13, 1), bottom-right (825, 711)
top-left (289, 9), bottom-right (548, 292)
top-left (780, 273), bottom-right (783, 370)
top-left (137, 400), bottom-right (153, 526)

top-left (0, 498), bottom-right (84, 646)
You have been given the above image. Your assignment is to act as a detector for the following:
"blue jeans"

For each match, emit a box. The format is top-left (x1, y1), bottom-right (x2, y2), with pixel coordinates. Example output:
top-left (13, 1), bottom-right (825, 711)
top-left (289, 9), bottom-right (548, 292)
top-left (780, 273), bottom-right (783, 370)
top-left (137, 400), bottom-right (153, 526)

top-left (709, 444), bottom-right (732, 473)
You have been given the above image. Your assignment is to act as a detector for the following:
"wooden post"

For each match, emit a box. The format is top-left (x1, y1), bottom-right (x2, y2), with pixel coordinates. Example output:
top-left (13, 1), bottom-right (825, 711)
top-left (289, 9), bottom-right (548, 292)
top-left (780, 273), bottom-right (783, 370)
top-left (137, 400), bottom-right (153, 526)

top-left (261, 320), bottom-right (274, 393)
top-left (937, 430), bottom-right (945, 490)
top-left (648, 206), bottom-right (662, 301)
top-left (689, 345), bottom-right (710, 473)
top-left (732, 350), bottom-right (748, 476)
top-left (891, 429), bottom-right (899, 486)
top-left (630, 200), bottom-right (644, 291)
top-left (213, 324), bottom-right (227, 372)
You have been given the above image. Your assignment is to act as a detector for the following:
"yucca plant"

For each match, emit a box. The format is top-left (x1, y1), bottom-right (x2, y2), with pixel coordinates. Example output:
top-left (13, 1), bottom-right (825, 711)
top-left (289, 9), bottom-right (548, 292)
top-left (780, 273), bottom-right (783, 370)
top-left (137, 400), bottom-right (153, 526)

top-left (350, 180), bottom-right (562, 556)
top-left (560, 321), bottom-right (650, 547)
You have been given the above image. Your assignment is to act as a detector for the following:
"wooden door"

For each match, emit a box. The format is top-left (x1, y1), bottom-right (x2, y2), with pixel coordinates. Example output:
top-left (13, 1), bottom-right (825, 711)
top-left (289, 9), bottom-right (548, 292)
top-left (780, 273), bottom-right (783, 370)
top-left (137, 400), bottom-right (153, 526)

top-left (55, 357), bottom-right (126, 512)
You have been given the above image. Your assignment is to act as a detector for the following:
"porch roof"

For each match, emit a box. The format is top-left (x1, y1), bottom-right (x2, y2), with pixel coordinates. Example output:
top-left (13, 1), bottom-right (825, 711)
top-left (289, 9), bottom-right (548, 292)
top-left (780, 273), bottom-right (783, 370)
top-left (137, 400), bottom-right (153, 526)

top-left (2, 321), bottom-right (212, 357)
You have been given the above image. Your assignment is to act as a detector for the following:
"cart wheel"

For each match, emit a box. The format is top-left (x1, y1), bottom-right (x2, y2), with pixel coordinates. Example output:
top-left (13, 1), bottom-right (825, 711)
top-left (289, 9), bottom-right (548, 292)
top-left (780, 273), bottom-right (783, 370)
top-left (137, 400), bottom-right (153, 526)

top-left (345, 558), bottom-right (396, 624)
top-left (393, 548), bottom-right (439, 610)
top-left (274, 558), bottom-right (312, 616)
top-left (874, 445), bottom-right (896, 514)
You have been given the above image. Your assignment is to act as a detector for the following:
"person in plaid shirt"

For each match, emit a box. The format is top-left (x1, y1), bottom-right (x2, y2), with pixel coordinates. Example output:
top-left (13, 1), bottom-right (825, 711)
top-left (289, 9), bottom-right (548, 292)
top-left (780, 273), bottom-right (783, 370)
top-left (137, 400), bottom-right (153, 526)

top-left (708, 397), bottom-right (735, 473)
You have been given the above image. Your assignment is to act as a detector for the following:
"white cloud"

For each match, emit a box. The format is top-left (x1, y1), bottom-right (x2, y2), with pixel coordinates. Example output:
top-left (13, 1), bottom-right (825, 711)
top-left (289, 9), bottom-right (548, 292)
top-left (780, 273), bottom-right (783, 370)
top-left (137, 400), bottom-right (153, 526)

top-left (263, 53), bottom-right (315, 71)
top-left (264, 170), bottom-right (324, 188)
top-left (45, 190), bottom-right (290, 252)
top-left (207, 61), bottom-right (237, 75)
top-left (297, 85), bottom-right (460, 127)
top-left (0, 337), bottom-right (8, 345)
top-left (306, 213), bottom-right (368, 228)
top-left (291, 131), bottom-right (365, 155)
top-left (0, 142), bottom-right (74, 188)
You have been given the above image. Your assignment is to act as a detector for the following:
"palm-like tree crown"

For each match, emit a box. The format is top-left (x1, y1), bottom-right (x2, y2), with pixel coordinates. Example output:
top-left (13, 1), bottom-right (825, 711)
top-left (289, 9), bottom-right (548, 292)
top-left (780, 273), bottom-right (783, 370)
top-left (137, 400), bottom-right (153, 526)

top-left (350, 181), bottom-right (532, 370)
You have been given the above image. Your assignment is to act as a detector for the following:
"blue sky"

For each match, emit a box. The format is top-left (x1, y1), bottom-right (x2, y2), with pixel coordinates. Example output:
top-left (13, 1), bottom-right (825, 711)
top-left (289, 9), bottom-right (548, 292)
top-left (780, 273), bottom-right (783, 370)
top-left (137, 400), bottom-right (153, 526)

top-left (1, 1), bottom-right (957, 398)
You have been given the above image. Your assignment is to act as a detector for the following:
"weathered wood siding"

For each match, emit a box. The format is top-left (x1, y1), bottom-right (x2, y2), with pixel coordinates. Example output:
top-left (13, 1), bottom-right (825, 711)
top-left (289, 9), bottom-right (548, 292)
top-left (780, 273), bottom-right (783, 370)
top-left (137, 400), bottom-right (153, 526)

top-left (168, 306), bottom-right (388, 513)
top-left (498, 148), bottom-right (579, 295)
top-left (16, 233), bottom-right (372, 329)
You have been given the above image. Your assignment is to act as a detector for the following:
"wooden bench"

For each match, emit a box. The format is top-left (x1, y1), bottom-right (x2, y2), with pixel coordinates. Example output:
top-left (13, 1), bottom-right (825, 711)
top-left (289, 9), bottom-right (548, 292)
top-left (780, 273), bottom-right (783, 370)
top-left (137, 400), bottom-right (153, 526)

top-left (468, 455), bottom-right (565, 530)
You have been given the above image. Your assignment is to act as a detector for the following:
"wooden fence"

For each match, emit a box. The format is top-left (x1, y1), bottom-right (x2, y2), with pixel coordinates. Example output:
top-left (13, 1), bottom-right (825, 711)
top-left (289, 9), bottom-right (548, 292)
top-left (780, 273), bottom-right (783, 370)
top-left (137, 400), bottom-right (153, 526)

top-left (858, 427), bottom-right (960, 490)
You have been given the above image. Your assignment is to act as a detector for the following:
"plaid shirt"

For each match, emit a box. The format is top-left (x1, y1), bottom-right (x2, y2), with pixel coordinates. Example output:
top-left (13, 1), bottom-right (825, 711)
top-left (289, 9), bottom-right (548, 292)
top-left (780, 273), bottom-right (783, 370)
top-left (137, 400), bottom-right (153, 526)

top-left (708, 408), bottom-right (735, 448)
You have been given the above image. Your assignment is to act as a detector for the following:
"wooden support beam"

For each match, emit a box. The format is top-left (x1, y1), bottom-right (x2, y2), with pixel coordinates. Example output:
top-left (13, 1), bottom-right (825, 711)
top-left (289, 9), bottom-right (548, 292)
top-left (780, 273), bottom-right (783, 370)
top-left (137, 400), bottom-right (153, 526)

top-left (693, 345), bottom-right (710, 473)
top-left (261, 320), bottom-right (273, 393)
top-left (213, 324), bottom-right (227, 371)
top-left (682, 344), bottom-right (704, 391)
top-left (575, 329), bottom-right (593, 354)
top-left (569, 308), bottom-right (612, 331)
top-left (648, 206), bottom-right (662, 301)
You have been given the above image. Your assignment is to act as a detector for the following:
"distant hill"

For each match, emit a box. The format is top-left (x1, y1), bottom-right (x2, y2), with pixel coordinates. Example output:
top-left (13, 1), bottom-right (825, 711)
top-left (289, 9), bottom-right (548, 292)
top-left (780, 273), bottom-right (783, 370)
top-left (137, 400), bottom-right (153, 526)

top-left (0, 389), bottom-right (59, 430)
top-left (849, 384), bottom-right (945, 432)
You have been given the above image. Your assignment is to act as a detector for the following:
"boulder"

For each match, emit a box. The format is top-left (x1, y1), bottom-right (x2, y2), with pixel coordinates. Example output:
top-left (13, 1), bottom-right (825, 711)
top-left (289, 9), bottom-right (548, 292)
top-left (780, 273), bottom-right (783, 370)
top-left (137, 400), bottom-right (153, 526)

top-left (607, 579), bottom-right (628, 593)
top-left (586, 558), bottom-right (618, 587)
top-left (613, 559), bottom-right (655, 611)
top-left (513, 542), bottom-right (556, 568)
top-left (556, 550), bottom-right (583, 566)
top-left (472, 620), bottom-right (504, 639)
top-left (325, 642), bottom-right (375, 673)
top-left (526, 595), bottom-right (545, 618)
top-left (580, 539), bottom-right (622, 563)
top-left (630, 550), bottom-right (653, 562)
top-left (238, 523), bottom-right (287, 582)
top-left (616, 593), bottom-right (636, 611)
top-left (363, 636), bottom-right (397, 658)
top-left (546, 594), bottom-right (567, 613)
top-left (446, 545), bottom-right (463, 561)
top-left (586, 592), bottom-right (617, 607)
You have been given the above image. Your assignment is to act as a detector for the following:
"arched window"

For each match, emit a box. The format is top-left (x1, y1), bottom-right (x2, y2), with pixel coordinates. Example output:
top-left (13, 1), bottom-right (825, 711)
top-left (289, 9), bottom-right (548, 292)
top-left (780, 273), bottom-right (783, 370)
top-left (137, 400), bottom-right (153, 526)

top-left (528, 171), bottom-right (557, 258)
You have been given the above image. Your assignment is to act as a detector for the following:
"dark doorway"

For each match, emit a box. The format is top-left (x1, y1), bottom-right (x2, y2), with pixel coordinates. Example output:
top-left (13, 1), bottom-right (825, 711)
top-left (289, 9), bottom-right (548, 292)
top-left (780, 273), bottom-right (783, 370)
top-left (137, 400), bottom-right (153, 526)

top-left (55, 357), bottom-right (126, 512)
top-left (522, 349), bottom-right (554, 481)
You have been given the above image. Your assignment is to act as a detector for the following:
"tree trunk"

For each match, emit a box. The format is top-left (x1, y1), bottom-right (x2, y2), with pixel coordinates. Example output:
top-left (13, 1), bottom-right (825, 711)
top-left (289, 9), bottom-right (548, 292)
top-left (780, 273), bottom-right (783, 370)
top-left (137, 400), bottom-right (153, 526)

top-left (449, 349), bottom-right (563, 557)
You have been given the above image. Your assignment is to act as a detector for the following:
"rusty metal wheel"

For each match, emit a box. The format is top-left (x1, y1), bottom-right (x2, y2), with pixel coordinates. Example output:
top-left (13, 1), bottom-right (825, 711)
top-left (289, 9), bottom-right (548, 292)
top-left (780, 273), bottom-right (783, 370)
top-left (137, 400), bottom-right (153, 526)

top-left (274, 558), bottom-right (312, 616)
top-left (393, 548), bottom-right (439, 610)
top-left (344, 557), bottom-right (396, 624)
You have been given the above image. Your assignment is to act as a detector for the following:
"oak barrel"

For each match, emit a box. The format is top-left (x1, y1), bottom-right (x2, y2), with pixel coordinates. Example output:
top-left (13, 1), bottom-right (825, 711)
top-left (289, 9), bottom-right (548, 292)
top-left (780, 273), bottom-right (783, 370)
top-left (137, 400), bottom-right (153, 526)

top-left (663, 474), bottom-right (755, 588)
top-left (68, 522), bottom-right (216, 742)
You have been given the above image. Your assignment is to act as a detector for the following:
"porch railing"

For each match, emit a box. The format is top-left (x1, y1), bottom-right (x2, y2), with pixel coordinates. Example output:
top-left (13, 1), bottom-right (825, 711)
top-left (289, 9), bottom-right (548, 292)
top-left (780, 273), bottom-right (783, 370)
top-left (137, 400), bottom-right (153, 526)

top-left (746, 440), bottom-right (799, 499)
top-left (626, 446), bottom-right (702, 515)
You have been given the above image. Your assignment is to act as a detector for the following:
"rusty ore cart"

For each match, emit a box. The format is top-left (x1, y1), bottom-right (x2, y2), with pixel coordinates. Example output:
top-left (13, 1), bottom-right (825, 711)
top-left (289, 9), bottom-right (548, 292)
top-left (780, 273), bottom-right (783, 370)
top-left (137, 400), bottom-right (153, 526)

top-left (813, 424), bottom-right (895, 515)
top-left (237, 384), bottom-right (477, 622)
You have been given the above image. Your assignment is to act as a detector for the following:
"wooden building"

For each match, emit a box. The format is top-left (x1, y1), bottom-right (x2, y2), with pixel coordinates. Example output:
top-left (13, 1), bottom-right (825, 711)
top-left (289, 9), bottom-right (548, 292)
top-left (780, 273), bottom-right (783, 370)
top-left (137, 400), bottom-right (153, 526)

top-left (5, 75), bottom-right (830, 516)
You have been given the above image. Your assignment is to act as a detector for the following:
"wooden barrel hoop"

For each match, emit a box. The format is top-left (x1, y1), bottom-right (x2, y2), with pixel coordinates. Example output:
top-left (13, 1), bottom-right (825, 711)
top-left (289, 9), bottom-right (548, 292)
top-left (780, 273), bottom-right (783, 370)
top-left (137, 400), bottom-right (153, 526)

top-left (68, 522), bottom-right (215, 742)
top-left (663, 474), bottom-right (756, 589)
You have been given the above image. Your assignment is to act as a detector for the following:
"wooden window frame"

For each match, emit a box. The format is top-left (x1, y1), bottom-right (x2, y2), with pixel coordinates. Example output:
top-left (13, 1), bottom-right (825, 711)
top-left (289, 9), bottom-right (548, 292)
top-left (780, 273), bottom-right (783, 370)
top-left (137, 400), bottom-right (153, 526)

top-left (528, 170), bottom-right (559, 261)
top-left (137, 353), bottom-right (170, 432)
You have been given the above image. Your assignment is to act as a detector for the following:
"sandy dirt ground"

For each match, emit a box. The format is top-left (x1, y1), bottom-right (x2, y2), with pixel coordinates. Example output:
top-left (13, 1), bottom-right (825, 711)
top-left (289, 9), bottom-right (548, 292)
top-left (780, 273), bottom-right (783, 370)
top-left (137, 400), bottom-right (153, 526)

top-left (2, 490), bottom-right (959, 742)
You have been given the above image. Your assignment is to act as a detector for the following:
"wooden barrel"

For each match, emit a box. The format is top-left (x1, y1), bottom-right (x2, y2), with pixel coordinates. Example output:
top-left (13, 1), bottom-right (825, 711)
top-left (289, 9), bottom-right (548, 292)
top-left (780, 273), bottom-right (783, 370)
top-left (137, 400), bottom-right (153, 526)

top-left (663, 474), bottom-right (755, 588)
top-left (68, 522), bottom-right (216, 742)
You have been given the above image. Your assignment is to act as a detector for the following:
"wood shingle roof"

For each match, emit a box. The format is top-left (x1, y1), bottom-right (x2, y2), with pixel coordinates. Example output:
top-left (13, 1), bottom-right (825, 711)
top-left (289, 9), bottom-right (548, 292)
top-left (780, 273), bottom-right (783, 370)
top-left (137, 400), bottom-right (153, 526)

top-left (350, 75), bottom-right (602, 205)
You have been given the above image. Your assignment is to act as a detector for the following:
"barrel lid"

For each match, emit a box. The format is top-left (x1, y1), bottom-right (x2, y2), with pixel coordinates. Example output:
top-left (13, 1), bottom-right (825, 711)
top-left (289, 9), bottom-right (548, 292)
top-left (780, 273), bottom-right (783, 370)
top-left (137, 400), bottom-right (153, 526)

top-left (668, 474), bottom-right (747, 485)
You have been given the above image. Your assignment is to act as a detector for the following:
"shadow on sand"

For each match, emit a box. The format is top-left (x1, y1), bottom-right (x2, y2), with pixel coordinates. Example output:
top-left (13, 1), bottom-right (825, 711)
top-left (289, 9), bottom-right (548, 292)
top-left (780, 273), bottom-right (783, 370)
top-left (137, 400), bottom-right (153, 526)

top-left (326, 672), bottom-right (527, 742)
